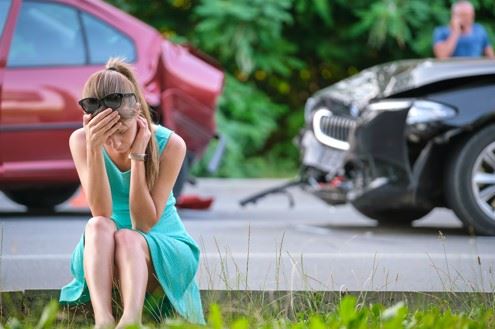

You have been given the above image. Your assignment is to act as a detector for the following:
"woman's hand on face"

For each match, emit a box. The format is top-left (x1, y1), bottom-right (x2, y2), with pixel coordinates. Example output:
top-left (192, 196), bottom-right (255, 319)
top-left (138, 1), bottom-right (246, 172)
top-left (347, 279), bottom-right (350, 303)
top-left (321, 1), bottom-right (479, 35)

top-left (83, 108), bottom-right (121, 150)
top-left (130, 115), bottom-right (151, 154)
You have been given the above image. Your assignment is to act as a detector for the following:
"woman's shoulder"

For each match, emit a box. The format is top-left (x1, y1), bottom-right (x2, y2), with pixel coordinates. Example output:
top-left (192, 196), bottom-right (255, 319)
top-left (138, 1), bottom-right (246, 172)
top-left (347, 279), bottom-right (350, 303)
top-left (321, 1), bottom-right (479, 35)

top-left (68, 128), bottom-right (88, 165)
top-left (153, 124), bottom-right (172, 139)
top-left (153, 124), bottom-right (172, 150)
top-left (69, 128), bottom-right (86, 150)
top-left (153, 124), bottom-right (186, 158)
top-left (153, 124), bottom-right (170, 153)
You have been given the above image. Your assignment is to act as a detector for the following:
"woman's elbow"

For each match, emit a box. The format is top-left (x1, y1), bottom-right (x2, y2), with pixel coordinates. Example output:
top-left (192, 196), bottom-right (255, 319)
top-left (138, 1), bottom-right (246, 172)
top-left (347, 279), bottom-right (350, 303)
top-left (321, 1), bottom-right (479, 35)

top-left (134, 223), bottom-right (153, 233)
top-left (89, 205), bottom-right (112, 218)
top-left (91, 210), bottom-right (112, 219)
top-left (133, 216), bottom-right (159, 233)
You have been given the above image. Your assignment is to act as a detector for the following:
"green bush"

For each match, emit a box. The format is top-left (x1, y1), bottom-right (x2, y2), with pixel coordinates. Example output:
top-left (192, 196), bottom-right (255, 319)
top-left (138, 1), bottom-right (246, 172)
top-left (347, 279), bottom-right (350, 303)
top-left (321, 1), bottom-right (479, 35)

top-left (192, 75), bottom-right (299, 178)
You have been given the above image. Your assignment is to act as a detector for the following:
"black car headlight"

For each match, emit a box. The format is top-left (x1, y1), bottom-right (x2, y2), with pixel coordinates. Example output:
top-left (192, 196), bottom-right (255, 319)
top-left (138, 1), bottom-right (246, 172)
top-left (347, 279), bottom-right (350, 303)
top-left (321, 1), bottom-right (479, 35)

top-left (406, 100), bottom-right (456, 125)
top-left (368, 99), bottom-right (456, 124)
top-left (367, 99), bottom-right (457, 142)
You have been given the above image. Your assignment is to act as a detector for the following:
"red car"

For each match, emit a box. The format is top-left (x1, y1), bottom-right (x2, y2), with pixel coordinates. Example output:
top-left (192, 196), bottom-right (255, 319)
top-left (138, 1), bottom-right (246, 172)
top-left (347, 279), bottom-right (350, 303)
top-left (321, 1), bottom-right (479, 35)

top-left (0, 0), bottom-right (224, 209)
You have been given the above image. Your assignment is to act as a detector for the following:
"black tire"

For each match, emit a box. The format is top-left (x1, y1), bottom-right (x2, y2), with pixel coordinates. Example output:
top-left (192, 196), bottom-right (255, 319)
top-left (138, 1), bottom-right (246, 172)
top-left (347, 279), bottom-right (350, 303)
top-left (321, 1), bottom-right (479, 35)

top-left (354, 207), bottom-right (431, 226)
top-left (445, 125), bottom-right (495, 235)
top-left (173, 152), bottom-right (193, 198)
top-left (3, 184), bottom-right (79, 210)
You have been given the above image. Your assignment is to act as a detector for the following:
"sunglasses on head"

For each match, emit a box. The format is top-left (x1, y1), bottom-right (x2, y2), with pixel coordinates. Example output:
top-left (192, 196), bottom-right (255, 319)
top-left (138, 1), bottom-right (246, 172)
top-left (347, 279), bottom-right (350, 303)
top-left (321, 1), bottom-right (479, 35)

top-left (78, 93), bottom-right (136, 114)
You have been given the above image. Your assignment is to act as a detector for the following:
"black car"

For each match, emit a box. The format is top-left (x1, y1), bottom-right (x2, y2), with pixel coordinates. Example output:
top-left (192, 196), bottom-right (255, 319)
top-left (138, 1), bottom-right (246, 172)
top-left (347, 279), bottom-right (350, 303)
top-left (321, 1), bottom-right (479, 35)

top-left (301, 58), bottom-right (495, 235)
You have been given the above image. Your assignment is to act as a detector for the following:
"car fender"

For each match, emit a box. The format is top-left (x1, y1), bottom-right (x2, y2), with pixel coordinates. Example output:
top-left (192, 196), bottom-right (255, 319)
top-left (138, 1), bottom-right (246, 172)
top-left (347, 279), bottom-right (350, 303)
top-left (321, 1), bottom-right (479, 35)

top-left (160, 40), bottom-right (224, 109)
top-left (159, 40), bottom-right (224, 155)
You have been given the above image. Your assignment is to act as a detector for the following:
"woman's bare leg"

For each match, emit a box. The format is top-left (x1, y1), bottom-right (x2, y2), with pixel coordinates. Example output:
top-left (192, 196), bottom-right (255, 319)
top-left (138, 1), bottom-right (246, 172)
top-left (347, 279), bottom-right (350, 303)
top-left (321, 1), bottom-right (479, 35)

top-left (114, 229), bottom-right (152, 328)
top-left (84, 216), bottom-right (117, 328)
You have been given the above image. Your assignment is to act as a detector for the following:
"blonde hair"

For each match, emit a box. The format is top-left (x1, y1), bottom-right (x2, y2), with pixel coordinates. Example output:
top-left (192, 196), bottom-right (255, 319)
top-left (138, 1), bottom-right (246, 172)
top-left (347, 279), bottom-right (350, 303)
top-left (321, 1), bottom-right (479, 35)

top-left (81, 57), bottom-right (160, 191)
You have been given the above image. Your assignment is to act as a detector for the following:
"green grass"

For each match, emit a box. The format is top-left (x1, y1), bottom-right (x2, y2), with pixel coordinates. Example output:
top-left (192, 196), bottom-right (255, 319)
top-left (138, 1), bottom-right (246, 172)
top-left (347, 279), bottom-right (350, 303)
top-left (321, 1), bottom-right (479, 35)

top-left (1, 290), bottom-right (494, 328)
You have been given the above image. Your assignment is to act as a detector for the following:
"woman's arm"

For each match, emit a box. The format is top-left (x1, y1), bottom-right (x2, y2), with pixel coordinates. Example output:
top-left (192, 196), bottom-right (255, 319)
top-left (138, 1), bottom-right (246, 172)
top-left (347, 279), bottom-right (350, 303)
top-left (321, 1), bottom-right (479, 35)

top-left (85, 143), bottom-right (113, 218)
top-left (70, 109), bottom-right (122, 217)
top-left (129, 118), bottom-right (186, 232)
top-left (70, 130), bottom-right (113, 217)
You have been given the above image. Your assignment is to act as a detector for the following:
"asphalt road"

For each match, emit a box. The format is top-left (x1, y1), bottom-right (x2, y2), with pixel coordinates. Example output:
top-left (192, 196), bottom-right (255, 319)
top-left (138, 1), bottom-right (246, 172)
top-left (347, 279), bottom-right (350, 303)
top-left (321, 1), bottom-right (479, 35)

top-left (1, 179), bottom-right (494, 293)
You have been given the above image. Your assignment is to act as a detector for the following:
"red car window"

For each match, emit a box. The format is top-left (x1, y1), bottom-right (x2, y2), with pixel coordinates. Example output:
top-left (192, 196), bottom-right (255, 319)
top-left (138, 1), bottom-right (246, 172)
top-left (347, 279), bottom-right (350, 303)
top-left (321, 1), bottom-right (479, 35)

top-left (8, 0), bottom-right (85, 67)
top-left (0, 0), bottom-right (11, 39)
top-left (81, 12), bottom-right (136, 64)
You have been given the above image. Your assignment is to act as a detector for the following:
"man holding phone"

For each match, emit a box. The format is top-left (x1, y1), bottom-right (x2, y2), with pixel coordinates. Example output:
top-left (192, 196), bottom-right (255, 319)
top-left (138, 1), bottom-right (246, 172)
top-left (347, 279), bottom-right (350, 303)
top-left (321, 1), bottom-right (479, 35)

top-left (433, 0), bottom-right (494, 59)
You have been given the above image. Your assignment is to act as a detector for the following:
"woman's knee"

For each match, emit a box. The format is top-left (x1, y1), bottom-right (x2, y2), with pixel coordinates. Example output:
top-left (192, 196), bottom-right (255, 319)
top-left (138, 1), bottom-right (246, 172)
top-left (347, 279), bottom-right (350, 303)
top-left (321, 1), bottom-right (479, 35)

top-left (114, 229), bottom-right (147, 256)
top-left (85, 216), bottom-right (116, 239)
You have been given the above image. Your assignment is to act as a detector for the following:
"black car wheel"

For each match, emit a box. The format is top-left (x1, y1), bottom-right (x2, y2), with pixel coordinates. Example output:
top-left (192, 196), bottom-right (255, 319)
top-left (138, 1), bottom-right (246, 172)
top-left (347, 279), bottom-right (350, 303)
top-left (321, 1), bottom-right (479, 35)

top-left (445, 125), bottom-right (495, 235)
top-left (354, 206), bottom-right (431, 226)
top-left (3, 184), bottom-right (79, 211)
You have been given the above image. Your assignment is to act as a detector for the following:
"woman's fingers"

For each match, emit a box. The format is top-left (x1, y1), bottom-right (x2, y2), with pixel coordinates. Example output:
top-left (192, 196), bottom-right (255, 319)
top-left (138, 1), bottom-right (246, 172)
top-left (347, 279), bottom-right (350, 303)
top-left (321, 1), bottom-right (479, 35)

top-left (87, 109), bottom-right (116, 134)
top-left (103, 121), bottom-right (122, 138)
top-left (85, 109), bottom-right (121, 148)
top-left (90, 112), bottom-right (120, 137)
top-left (90, 110), bottom-right (120, 131)
top-left (86, 108), bottom-right (112, 126)
top-left (96, 117), bottom-right (121, 140)
top-left (136, 116), bottom-right (151, 140)
top-left (88, 121), bottom-right (120, 147)
top-left (82, 114), bottom-right (91, 126)
top-left (139, 116), bottom-right (150, 132)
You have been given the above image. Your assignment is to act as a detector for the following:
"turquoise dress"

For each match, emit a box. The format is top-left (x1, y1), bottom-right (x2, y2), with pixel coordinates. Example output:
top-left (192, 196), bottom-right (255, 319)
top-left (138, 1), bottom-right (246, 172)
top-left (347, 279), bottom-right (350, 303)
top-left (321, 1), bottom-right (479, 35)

top-left (59, 125), bottom-right (205, 325)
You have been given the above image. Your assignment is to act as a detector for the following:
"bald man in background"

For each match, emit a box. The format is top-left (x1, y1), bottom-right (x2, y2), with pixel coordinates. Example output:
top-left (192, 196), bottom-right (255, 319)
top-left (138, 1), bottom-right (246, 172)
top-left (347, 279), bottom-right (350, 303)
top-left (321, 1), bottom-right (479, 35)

top-left (433, 0), bottom-right (494, 58)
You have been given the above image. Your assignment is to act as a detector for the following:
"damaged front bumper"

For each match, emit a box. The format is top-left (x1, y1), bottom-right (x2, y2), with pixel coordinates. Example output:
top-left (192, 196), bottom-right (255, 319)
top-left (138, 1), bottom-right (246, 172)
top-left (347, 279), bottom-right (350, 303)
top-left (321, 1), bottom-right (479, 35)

top-left (344, 100), bottom-right (454, 211)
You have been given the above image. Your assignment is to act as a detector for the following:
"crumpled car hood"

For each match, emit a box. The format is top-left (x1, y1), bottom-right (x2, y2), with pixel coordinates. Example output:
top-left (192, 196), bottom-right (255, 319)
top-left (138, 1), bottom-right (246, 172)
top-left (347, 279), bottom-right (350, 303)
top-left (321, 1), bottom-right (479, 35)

top-left (314, 58), bottom-right (495, 110)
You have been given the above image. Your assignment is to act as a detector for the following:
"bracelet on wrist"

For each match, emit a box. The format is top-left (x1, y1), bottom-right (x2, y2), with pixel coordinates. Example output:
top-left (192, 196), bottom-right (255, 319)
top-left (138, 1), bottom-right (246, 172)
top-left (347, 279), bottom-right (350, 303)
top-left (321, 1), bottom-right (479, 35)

top-left (128, 152), bottom-right (147, 161)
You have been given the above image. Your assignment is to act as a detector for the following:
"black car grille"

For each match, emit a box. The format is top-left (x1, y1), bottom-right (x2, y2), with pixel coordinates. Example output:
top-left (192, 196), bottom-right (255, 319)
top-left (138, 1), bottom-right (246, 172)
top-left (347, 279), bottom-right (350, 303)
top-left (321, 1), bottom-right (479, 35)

top-left (319, 115), bottom-right (356, 142)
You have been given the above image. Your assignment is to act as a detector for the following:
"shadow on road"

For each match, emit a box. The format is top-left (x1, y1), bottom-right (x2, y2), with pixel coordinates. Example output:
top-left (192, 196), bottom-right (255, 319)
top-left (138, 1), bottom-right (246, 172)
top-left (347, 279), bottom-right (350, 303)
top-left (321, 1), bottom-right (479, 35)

top-left (315, 223), bottom-right (469, 236)
top-left (0, 209), bottom-right (90, 219)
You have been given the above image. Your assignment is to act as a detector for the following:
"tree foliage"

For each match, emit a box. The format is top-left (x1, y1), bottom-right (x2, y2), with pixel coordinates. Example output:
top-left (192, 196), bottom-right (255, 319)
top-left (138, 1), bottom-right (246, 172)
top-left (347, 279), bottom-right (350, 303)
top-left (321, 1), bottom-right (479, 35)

top-left (193, 0), bottom-right (302, 77)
